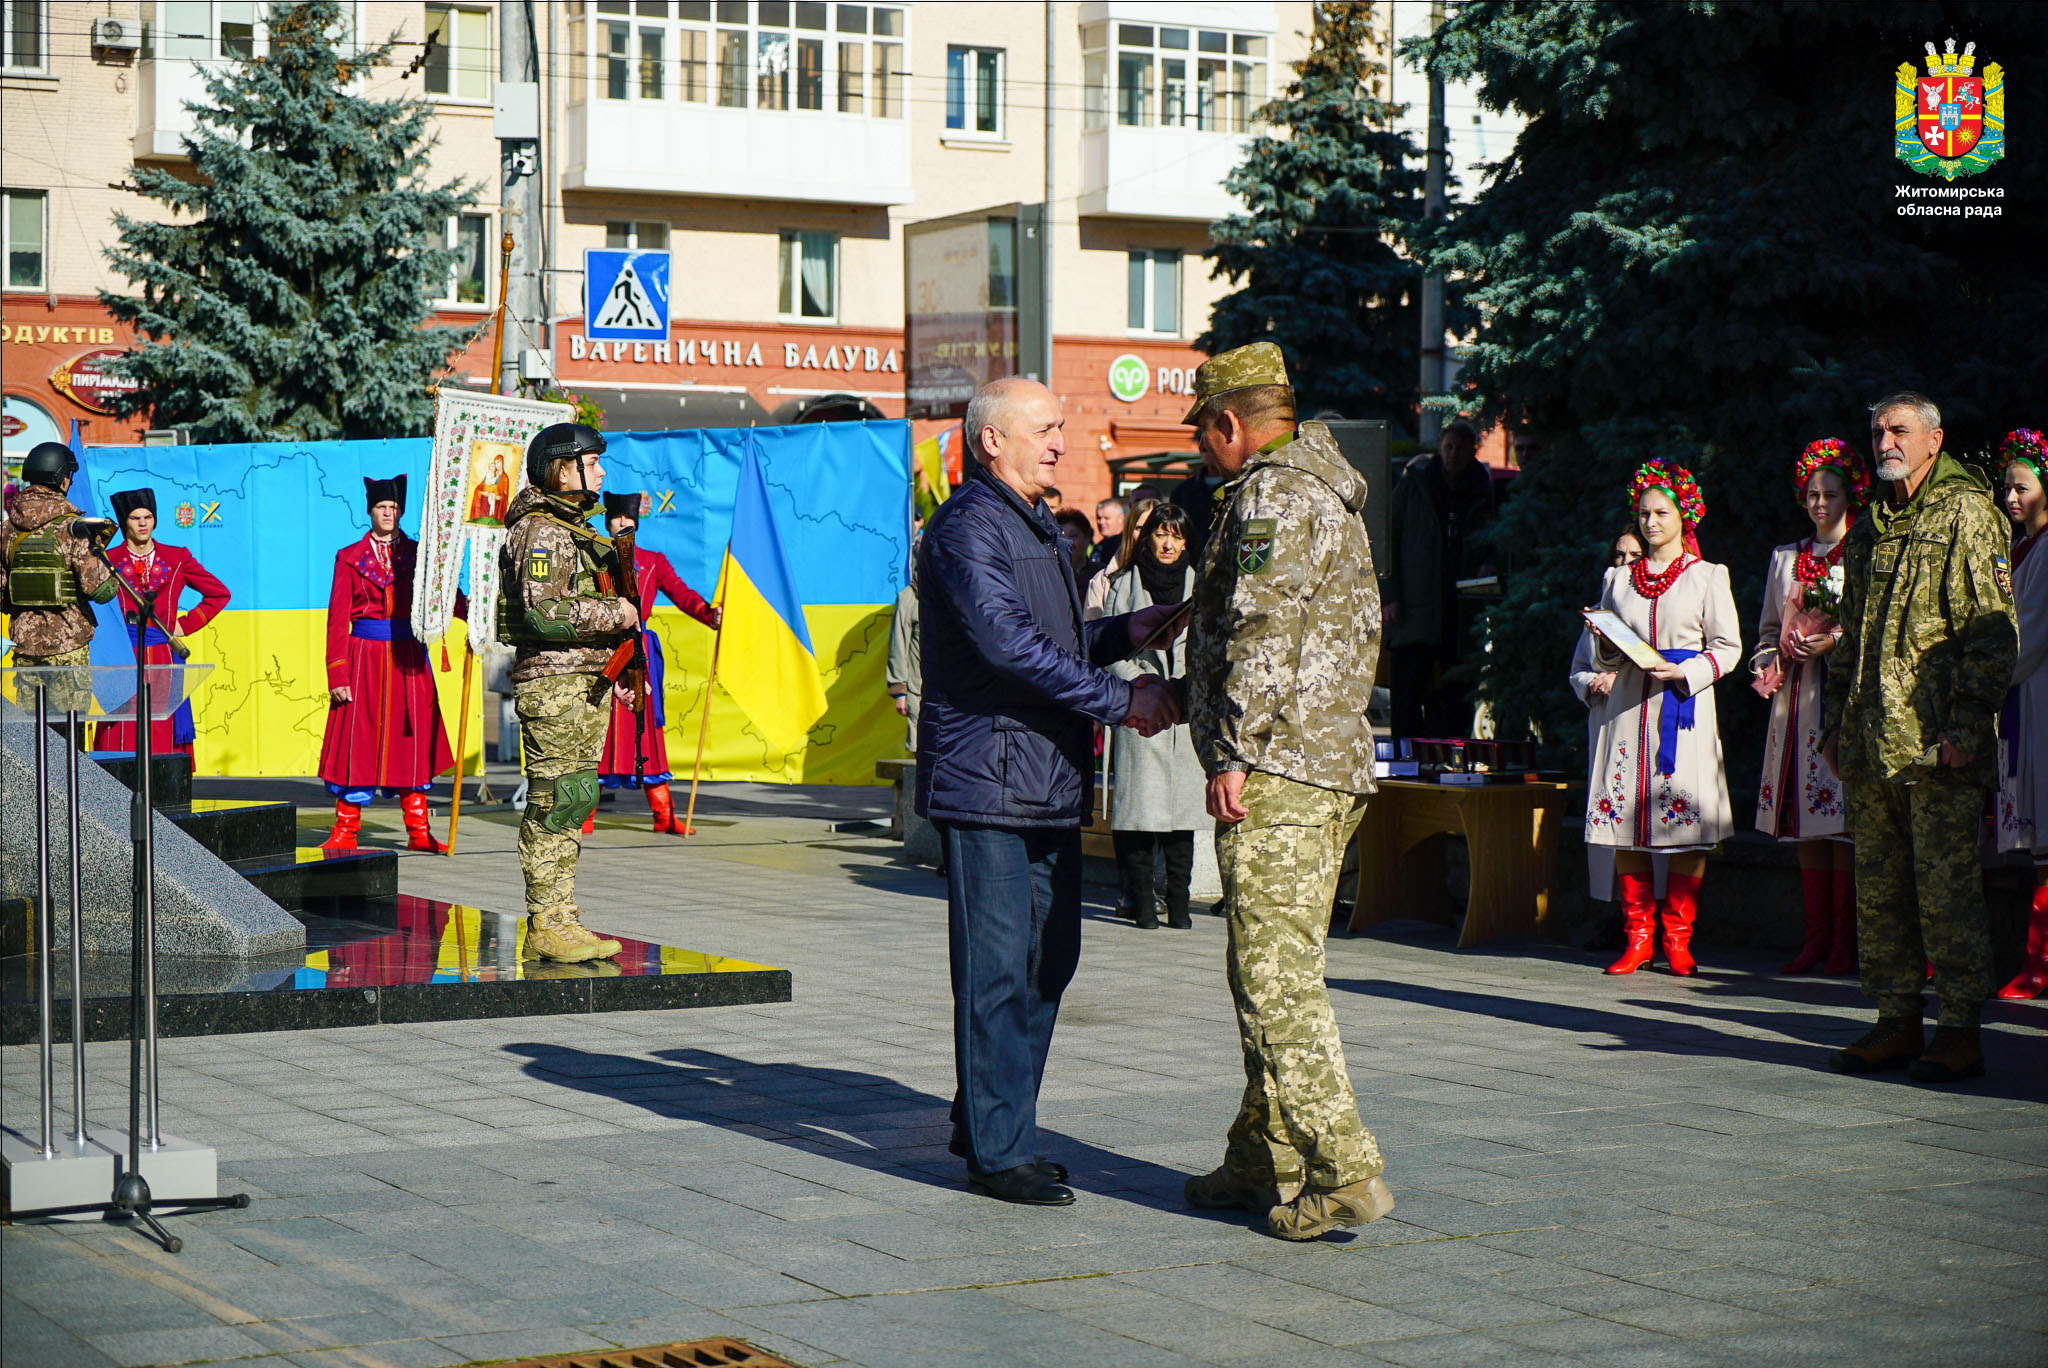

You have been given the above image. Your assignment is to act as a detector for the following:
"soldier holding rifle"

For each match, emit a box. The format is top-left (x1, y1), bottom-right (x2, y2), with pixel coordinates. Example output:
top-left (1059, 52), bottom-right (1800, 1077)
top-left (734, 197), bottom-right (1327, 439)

top-left (1, 443), bottom-right (118, 694)
top-left (499, 423), bottom-right (641, 964)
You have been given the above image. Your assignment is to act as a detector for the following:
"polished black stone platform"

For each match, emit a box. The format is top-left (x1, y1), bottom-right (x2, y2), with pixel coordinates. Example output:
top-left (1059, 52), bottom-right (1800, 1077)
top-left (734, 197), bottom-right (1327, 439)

top-left (0, 895), bottom-right (790, 1043)
top-left (88, 750), bottom-right (193, 806)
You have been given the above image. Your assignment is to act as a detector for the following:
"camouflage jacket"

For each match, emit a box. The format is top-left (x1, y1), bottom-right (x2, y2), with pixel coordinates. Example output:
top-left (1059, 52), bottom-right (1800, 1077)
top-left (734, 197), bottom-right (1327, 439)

top-left (499, 487), bottom-right (640, 684)
top-left (1825, 453), bottom-right (2017, 787)
top-left (1, 484), bottom-right (116, 657)
top-left (1186, 422), bottom-right (1380, 795)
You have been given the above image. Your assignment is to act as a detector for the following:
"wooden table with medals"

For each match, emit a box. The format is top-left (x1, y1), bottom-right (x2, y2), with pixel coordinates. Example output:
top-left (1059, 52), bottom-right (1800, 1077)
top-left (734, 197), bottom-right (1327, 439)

top-left (1348, 776), bottom-right (1573, 947)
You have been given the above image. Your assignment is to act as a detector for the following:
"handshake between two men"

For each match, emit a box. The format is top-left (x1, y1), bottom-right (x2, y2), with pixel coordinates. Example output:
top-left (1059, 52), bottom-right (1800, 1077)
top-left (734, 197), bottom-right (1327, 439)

top-left (1119, 601), bottom-right (1190, 739)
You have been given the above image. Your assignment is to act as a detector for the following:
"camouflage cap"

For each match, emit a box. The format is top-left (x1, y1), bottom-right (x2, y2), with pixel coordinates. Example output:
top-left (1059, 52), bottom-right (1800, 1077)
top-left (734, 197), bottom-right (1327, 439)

top-left (1182, 342), bottom-right (1291, 423)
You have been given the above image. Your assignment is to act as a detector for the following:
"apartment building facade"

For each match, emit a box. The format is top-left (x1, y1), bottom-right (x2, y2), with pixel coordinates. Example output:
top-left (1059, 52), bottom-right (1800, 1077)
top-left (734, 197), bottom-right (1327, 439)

top-left (3, 0), bottom-right (1325, 506)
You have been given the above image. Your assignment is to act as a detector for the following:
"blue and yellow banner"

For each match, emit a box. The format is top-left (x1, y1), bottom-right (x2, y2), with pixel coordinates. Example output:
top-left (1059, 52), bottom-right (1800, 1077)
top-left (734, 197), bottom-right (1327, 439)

top-left (714, 438), bottom-right (830, 754)
top-left (73, 421), bottom-right (912, 784)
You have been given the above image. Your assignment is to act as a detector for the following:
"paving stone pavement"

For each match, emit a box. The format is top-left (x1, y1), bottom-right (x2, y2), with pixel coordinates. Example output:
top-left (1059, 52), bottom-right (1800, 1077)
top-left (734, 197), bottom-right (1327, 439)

top-left (5, 784), bottom-right (2046, 1368)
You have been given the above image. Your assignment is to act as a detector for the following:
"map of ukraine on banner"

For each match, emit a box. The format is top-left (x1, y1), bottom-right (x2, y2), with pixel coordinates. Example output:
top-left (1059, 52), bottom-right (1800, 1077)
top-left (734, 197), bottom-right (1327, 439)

top-left (73, 422), bottom-right (911, 784)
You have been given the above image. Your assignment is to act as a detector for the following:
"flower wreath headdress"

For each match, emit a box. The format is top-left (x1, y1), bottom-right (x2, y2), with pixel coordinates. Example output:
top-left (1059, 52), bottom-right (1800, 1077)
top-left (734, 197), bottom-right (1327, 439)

top-left (1792, 438), bottom-right (1871, 508)
top-left (1628, 460), bottom-right (1705, 556)
top-left (1999, 428), bottom-right (2048, 486)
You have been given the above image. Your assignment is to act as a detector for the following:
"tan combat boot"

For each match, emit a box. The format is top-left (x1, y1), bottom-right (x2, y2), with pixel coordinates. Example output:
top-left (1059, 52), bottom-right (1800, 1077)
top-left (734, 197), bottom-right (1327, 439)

top-left (1268, 1176), bottom-right (1396, 1241)
top-left (1828, 1017), bottom-right (1924, 1074)
top-left (1183, 1167), bottom-right (1293, 1215)
top-left (1906, 1025), bottom-right (1984, 1083)
top-left (527, 907), bottom-right (623, 964)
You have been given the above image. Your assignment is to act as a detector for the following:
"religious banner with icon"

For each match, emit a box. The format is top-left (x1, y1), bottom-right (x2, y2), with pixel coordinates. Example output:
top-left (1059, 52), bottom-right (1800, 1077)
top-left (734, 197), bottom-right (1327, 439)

top-left (419, 390), bottom-right (571, 653)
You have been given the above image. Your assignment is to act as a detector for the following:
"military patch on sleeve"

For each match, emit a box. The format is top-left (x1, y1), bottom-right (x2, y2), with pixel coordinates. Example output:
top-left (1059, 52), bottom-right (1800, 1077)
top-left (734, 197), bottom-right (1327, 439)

top-left (1994, 556), bottom-right (2012, 596)
top-left (527, 549), bottom-right (553, 582)
top-left (1236, 518), bottom-right (1277, 574)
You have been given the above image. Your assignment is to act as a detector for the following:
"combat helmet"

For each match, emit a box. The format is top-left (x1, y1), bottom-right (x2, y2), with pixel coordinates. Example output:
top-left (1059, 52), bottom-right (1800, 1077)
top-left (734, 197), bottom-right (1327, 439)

top-left (525, 422), bottom-right (606, 493)
top-left (20, 441), bottom-right (79, 488)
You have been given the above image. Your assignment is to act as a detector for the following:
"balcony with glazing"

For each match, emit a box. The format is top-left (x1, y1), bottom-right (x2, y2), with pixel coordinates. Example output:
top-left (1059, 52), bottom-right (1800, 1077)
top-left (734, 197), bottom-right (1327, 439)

top-left (562, 0), bottom-right (914, 206)
top-left (1077, 12), bottom-right (1269, 221)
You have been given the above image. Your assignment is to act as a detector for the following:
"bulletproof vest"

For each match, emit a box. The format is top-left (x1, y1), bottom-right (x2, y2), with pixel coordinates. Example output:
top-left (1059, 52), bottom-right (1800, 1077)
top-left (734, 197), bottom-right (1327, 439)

top-left (4, 527), bottom-right (75, 609)
top-left (496, 517), bottom-right (616, 646)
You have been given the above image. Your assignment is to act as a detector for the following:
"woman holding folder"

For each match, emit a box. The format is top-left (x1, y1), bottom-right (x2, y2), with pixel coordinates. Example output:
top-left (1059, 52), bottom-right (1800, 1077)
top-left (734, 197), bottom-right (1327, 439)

top-left (1573, 461), bottom-right (1742, 976)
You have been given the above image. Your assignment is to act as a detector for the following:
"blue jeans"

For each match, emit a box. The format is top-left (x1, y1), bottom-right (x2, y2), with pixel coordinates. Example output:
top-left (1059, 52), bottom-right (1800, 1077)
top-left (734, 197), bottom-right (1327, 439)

top-left (940, 822), bottom-right (1083, 1174)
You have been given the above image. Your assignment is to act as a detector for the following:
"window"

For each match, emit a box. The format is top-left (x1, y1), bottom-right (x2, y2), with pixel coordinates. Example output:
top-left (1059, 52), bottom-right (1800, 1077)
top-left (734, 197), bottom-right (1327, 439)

top-left (1, 0), bottom-right (44, 72)
top-left (444, 213), bottom-right (489, 305)
top-left (424, 6), bottom-right (490, 101)
top-left (778, 230), bottom-right (837, 320)
top-left (605, 220), bottom-right (670, 250)
top-left (946, 46), bottom-right (1002, 137)
top-left (1127, 249), bottom-right (1180, 335)
top-left (577, 0), bottom-right (898, 113)
top-left (5, 190), bottom-right (47, 291)
top-left (217, 0), bottom-right (256, 58)
top-left (1101, 24), bottom-right (1267, 132)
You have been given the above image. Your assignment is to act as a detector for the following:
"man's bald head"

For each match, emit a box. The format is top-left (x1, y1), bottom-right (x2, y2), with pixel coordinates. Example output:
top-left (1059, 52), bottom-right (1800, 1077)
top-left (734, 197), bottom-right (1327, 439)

top-left (966, 377), bottom-right (1066, 505)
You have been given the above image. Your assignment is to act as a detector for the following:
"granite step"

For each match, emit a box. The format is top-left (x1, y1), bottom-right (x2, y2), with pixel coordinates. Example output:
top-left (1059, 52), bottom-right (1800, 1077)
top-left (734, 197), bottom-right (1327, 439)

top-left (86, 751), bottom-right (192, 807)
top-left (163, 799), bottom-right (297, 865)
top-left (229, 847), bottom-right (398, 915)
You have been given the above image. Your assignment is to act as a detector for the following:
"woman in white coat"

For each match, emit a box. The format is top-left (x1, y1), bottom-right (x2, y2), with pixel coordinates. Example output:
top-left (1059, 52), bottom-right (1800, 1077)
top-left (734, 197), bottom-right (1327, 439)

top-left (1577, 462), bottom-right (1742, 976)
top-left (1104, 504), bottom-right (1207, 928)
top-left (1994, 431), bottom-right (2048, 998)
top-left (1750, 439), bottom-right (1869, 975)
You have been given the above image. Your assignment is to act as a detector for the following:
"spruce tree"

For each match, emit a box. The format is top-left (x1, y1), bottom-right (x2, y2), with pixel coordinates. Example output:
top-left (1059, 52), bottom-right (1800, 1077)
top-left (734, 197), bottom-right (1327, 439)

top-left (1410, 0), bottom-right (2048, 782)
top-left (100, 0), bottom-right (478, 442)
top-left (1199, 1), bottom-right (1429, 424)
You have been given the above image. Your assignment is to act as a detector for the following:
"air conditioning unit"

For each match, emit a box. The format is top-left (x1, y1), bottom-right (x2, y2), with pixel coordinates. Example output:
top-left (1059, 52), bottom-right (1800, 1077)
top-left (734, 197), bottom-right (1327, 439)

top-left (92, 16), bottom-right (141, 51)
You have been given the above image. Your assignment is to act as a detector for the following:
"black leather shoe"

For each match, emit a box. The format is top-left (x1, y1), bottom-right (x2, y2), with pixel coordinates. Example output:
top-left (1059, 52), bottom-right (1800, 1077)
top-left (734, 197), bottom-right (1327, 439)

top-left (967, 1164), bottom-right (1075, 1206)
top-left (1035, 1158), bottom-right (1069, 1183)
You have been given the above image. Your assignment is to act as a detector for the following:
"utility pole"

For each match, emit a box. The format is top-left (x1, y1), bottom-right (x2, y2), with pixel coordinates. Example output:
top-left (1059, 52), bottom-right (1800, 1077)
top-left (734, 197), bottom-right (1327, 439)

top-left (497, 0), bottom-right (544, 396)
top-left (1417, 0), bottom-right (1447, 448)
top-left (1041, 1), bottom-right (1056, 385)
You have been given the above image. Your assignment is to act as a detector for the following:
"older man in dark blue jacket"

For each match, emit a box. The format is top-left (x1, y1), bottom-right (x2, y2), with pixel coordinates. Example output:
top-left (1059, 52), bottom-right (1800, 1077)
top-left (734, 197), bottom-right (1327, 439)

top-left (919, 376), bottom-right (1182, 1206)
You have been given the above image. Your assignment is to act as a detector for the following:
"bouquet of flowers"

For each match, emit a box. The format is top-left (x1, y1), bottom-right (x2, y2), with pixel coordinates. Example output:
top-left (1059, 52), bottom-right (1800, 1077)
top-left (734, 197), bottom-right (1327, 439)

top-left (1799, 563), bottom-right (1846, 620)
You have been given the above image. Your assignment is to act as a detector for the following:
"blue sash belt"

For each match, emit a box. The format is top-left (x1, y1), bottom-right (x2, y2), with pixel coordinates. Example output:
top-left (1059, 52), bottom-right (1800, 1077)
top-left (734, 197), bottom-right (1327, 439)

top-left (127, 623), bottom-right (171, 649)
top-left (350, 618), bottom-right (416, 642)
top-left (643, 629), bottom-right (666, 728)
top-left (1655, 649), bottom-right (1701, 777)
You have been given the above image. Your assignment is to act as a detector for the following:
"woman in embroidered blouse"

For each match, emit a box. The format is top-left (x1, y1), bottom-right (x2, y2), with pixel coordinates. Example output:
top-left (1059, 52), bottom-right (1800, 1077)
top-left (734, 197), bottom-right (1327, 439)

top-left (1574, 462), bottom-right (1742, 976)
top-left (93, 487), bottom-right (232, 759)
top-left (1750, 439), bottom-right (1869, 975)
top-left (1994, 430), bottom-right (2048, 998)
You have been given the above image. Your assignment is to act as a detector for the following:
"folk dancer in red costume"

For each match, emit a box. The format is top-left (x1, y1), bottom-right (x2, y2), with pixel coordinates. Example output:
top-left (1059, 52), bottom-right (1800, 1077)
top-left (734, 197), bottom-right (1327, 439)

top-left (1573, 461), bottom-right (1742, 976)
top-left (94, 487), bottom-right (232, 759)
top-left (318, 475), bottom-right (460, 853)
top-left (591, 491), bottom-right (721, 833)
top-left (1750, 440), bottom-right (1870, 976)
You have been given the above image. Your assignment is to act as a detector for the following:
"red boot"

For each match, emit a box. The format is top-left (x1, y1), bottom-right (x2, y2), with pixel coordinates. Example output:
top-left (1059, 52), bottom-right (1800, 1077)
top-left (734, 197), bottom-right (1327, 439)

top-left (1823, 866), bottom-right (1859, 976)
top-left (400, 792), bottom-right (445, 853)
top-left (1661, 872), bottom-right (1701, 976)
top-left (1780, 867), bottom-right (1834, 973)
top-left (646, 780), bottom-right (694, 835)
top-left (1606, 871), bottom-right (1657, 974)
top-left (580, 809), bottom-right (596, 835)
top-left (321, 798), bottom-right (361, 851)
top-left (1996, 882), bottom-right (2048, 1000)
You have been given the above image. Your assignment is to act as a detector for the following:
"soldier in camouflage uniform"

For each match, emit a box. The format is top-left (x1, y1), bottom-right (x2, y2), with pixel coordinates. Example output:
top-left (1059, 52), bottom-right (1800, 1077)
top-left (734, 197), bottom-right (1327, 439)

top-left (499, 423), bottom-right (641, 964)
top-left (1824, 393), bottom-right (2018, 1083)
top-left (1, 442), bottom-right (116, 714)
top-left (1179, 343), bottom-right (1392, 1241)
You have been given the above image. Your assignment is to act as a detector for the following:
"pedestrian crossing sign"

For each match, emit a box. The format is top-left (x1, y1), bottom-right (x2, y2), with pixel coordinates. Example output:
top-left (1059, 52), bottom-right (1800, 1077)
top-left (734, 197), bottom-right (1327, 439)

top-left (585, 249), bottom-right (671, 342)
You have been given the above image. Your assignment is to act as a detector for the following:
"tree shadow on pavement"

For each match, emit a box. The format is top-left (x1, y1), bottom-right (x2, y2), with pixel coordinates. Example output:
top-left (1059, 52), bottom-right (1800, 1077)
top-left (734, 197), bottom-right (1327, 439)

top-left (503, 1042), bottom-right (1247, 1221)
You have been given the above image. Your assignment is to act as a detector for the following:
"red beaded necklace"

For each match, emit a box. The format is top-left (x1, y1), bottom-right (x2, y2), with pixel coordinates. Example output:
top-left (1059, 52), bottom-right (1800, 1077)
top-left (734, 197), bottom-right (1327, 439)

top-left (1793, 537), bottom-right (1845, 584)
top-left (1630, 552), bottom-right (1691, 600)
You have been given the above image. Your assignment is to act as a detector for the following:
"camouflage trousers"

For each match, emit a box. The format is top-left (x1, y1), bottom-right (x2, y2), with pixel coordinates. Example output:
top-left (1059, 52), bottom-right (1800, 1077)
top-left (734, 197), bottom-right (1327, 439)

top-left (12, 646), bottom-right (95, 715)
top-left (1846, 775), bottom-right (1994, 1026)
top-left (515, 672), bottom-right (610, 916)
top-left (1217, 770), bottom-right (1382, 1191)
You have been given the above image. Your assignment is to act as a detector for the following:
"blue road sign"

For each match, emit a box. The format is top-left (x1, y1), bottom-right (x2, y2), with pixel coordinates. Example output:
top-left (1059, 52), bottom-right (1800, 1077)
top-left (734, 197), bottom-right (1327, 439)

top-left (585, 248), bottom-right (671, 342)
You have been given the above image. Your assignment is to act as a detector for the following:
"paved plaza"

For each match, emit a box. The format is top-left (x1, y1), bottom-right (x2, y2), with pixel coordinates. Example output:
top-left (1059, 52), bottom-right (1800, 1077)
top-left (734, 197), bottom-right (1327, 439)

top-left (4, 785), bottom-right (2046, 1368)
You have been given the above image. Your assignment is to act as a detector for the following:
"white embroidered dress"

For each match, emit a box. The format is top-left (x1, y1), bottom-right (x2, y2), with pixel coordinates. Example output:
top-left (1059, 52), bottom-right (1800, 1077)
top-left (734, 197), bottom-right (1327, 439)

top-left (1577, 557), bottom-right (1742, 851)
top-left (1996, 530), bottom-right (2047, 853)
top-left (1751, 540), bottom-right (1850, 841)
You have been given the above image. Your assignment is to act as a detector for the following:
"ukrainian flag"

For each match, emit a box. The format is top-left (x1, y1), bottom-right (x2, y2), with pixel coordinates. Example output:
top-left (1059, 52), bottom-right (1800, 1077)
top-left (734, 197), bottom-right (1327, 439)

top-left (715, 440), bottom-right (829, 753)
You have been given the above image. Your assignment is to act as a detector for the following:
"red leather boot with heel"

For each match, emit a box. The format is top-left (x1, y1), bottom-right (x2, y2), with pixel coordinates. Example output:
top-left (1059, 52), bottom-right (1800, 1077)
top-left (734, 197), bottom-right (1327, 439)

top-left (1606, 871), bottom-right (1658, 974)
top-left (1780, 867), bottom-right (1833, 973)
top-left (321, 799), bottom-right (361, 851)
top-left (1996, 881), bottom-right (2048, 1000)
top-left (400, 792), bottom-right (445, 853)
top-left (1823, 867), bottom-right (1859, 976)
top-left (1661, 872), bottom-right (1701, 976)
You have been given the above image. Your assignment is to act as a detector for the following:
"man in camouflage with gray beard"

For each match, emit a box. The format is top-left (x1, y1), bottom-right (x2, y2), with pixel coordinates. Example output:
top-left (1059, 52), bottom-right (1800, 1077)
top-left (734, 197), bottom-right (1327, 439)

top-left (500, 423), bottom-right (641, 964)
top-left (1179, 343), bottom-right (1392, 1241)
